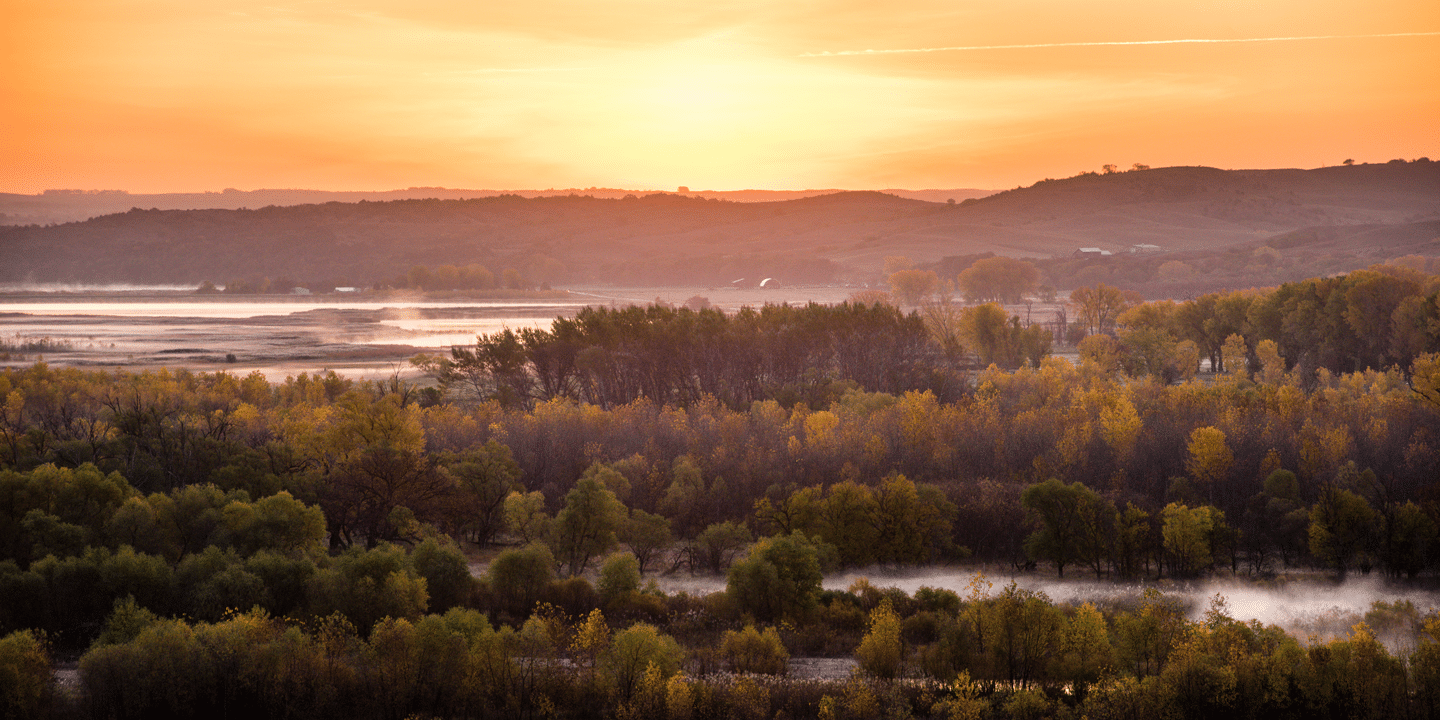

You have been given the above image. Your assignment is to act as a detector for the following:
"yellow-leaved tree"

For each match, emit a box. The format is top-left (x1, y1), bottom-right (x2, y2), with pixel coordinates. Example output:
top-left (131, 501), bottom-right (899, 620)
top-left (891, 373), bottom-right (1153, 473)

top-left (1185, 427), bottom-right (1232, 504)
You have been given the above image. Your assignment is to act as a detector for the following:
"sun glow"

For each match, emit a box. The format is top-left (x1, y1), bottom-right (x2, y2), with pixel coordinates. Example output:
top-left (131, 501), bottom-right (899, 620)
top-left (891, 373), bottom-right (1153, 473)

top-left (2, 0), bottom-right (1435, 192)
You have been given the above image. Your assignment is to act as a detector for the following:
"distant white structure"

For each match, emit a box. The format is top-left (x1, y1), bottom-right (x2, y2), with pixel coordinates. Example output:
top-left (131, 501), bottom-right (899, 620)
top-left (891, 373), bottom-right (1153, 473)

top-left (335, 287), bottom-right (359, 293)
top-left (291, 287), bottom-right (311, 295)
top-left (1075, 247), bottom-right (1112, 257)
top-left (1130, 244), bottom-right (1162, 254)
top-left (760, 278), bottom-right (774, 287)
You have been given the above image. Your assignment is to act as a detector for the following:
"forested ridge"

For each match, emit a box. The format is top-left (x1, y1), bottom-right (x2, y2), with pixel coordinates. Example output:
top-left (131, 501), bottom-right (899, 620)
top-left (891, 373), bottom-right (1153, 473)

top-left (3, 265), bottom-right (1440, 718)
top-left (2, 160), bottom-right (1437, 292)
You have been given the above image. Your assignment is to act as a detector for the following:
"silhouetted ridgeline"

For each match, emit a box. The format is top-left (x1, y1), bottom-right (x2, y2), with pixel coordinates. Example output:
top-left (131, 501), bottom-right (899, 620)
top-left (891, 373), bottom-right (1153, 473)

top-left (2, 161), bottom-right (1437, 292)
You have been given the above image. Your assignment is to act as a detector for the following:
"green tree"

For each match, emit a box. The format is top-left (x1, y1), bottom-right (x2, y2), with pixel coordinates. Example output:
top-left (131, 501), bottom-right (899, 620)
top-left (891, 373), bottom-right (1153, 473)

top-left (439, 440), bottom-right (521, 545)
top-left (550, 474), bottom-right (627, 576)
top-left (410, 537), bottom-right (472, 613)
top-left (961, 303), bottom-right (1014, 367)
top-left (693, 521), bottom-right (752, 574)
top-left (1309, 486), bottom-right (1379, 577)
top-left (1021, 479), bottom-right (1105, 578)
top-left (597, 551), bottom-right (641, 604)
top-left (503, 490), bottom-right (550, 544)
top-left (484, 542), bottom-right (554, 616)
top-left (1381, 501), bottom-right (1437, 578)
top-left (979, 583), bottom-right (1063, 688)
top-left (726, 533), bottom-right (824, 623)
top-left (620, 509), bottom-right (672, 574)
top-left (215, 491), bottom-right (326, 558)
top-left (1161, 503), bottom-right (1218, 577)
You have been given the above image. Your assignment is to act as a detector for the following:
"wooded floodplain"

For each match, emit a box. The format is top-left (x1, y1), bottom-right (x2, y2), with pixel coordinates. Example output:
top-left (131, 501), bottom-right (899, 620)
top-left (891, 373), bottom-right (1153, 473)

top-left (2, 264), bottom-right (1440, 718)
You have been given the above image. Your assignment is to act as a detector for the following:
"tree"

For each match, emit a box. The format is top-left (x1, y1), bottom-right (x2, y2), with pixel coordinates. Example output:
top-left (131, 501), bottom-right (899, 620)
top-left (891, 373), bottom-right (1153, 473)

top-left (0, 629), bottom-right (52, 717)
top-left (1162, 503), bottom-right (1217, 577)
top-left (888, 269), bottom-right (940, 306)
top-left (961, 303), bottom-right (1015, 367)
top-left (620, 509), bottom-right (672, 574)
top-left (855, 599), bottom-right (904, 679)
top-left (979, 583), bottom-right (1063, 688)
top-left (439, 441), bottom-right (521, 545)
top-left (1185, 427), bottom-right (1232, 504)
top-left (604, 623), bottom-right (683, 700)
top-left (485, 542), bottom-right (554, 616)
top-left (410, 537), bottom-right (472, 613)
top-left (1414, 352), bottom-right (1440, 409)
top-left (693, 521), bottom-right (752, 574)
top-left (872, 474), bottom-right (956, 565)
top-left (1381, 501), bottom-right (1437, 578)
top-left (721, 625), bottom-right (789, 675)
top-left (1021, 479), bottom-right (1106, 578)
top-left (1112, 504), bottom-right (1153, 578)
top-left (215, 491), bottom-right (325, 558)
top-left (726, 533), bottom-right (823, 623)
top-left (1070, 284), bottom-right (1133, 337)
top-left (550, 475), bottom-right (627, 576)
top-left (320, 392), bottom-right (448, 549)
top-left (503, 490), bottom-right (550, 544)
top-left (958, 257), bottom-right (1040, 304)
top-left (597, 551), bottom-right (641, 604)
top-left (1309, 486), bottom-right (1379, 577)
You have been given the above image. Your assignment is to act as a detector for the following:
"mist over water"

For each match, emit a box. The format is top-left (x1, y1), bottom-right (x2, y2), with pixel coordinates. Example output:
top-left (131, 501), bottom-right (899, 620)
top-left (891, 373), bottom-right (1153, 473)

top-left (0, 298), bottom-right (586, 379)
top-left (653, 569), bottom-right (1439, 651)
top-left (0, 282), bottom-right (202, 293)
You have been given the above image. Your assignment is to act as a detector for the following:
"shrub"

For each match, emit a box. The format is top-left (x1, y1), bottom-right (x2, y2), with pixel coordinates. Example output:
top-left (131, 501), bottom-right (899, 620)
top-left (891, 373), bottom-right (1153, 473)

top-left (598, 551), bottom-right (641, 604)
top-left (855, 600), bottom-right (903, 679)
top-left (605, 623), bottom-right (684, 699)
top-left (720, 625), bottom-right (789, 675)
top-left (411, 538), bottom-right (473, 612)
top-left (0, 629), bottom-right (52, 717)
top-left (485, 543), bottom-right (554, 617)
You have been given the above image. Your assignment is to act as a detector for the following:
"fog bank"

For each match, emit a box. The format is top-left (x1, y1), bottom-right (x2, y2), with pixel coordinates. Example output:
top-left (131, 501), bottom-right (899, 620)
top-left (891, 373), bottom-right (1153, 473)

top-left (653, 569), bottom-right (1438, 652)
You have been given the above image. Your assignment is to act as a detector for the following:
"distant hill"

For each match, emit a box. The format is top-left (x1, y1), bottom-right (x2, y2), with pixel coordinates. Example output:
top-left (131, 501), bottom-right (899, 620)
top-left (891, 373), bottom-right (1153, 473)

top-left (1, 162), bottom-right (1436, 293)
top-left (0, 186), bottom-right (994, 225)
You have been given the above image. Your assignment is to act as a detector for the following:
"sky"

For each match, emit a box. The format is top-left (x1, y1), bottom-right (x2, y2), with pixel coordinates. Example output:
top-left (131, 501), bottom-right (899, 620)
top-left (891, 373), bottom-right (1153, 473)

top-left (2, 0), bottom-right (1437, 194)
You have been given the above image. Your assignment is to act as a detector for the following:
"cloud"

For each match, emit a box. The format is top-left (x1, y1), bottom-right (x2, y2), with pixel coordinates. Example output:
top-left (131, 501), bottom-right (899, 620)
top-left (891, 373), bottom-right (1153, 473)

top-left (801, 30), bottom-right (1440, 57)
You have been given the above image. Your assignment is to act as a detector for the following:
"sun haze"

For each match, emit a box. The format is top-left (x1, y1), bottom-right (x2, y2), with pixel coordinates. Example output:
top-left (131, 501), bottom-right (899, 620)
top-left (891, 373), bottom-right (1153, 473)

top-left (2, 0), bottom-right (1436, 194)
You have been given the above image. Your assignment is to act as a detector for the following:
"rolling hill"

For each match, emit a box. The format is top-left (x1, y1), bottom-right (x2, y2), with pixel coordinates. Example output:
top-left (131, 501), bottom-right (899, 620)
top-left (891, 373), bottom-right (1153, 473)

top-left (2, 161), bottom-right (1436, 293)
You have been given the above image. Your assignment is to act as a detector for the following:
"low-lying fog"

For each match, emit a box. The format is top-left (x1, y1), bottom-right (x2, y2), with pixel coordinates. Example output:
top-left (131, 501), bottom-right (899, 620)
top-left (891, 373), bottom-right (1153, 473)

top-left (653, 570), bottom-right (1439, 652)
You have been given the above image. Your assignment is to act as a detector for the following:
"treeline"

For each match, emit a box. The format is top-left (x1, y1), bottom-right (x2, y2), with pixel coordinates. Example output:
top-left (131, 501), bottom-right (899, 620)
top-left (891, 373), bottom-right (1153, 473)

top-left (1092, 263), bottom-right (1440, 381)
top-left (3, 340), bottom-right (1439, 582)
top-left (0, 282), bottom-right (1437, 715)
top-left (419, 302), bottom-right (972, 409)
top-left (6, 568), bottom-right (1440, 719)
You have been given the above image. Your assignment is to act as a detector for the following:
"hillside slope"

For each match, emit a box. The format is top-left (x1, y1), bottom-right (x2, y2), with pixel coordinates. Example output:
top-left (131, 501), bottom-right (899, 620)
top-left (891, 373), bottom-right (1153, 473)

top-left (2, 162), bottom-right (1436, 289)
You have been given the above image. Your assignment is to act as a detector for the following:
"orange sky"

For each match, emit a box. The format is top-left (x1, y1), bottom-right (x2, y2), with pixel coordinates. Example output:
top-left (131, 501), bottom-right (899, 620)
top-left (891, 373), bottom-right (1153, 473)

top-left (2, 0), bottom-right (1437, 194)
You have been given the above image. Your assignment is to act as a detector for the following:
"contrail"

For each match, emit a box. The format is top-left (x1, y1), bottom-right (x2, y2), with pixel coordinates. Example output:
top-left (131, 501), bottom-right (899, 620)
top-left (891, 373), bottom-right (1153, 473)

top-left (800, 31), bottom-right (1440, 57)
